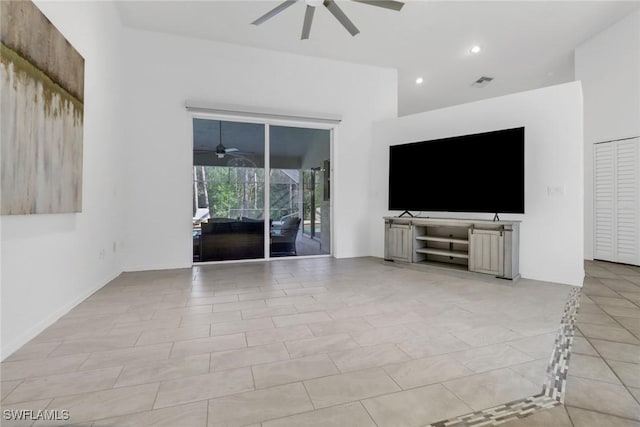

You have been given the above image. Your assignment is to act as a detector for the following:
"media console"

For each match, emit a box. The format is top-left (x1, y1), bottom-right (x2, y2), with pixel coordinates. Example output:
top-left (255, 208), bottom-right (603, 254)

top-left (384, 217), bottom-right (520, 280)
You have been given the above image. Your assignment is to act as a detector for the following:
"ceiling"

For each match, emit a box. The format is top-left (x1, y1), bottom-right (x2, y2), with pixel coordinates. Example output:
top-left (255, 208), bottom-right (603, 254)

top-left (117, 1), bottom-right (640, 116)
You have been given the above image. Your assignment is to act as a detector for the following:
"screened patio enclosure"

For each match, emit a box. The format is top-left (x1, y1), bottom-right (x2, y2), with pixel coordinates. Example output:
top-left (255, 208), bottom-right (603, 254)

top-left (192, 119), bottom-right (330, 262)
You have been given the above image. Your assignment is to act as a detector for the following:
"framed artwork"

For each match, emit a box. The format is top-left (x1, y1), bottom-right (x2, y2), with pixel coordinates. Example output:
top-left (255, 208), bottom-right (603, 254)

top-left (1, 0), bottom-right (84, 215)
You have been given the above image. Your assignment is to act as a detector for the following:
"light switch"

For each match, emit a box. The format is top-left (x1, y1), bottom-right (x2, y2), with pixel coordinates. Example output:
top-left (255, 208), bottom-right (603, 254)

top-left (547, 185), bottom-right (565, 196)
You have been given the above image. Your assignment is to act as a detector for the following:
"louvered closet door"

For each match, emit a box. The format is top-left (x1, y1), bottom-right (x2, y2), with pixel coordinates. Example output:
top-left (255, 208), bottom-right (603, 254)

top-left (615, 139), bottom-right (639, 265)
top-left (594, 142), bottom-right (615, 261)
top-left (594, 138), bottom-right (640, 266)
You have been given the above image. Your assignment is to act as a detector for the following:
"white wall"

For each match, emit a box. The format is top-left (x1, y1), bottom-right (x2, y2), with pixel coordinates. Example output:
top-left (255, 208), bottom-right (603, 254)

top-left (369, 82), bottom-right (584, 286)
top-left (0, 2), bottom-right (125, 359)
top-left (119, 29), bottom-right (397, 271)
top-left (575, 9), bottom-right (640, 260)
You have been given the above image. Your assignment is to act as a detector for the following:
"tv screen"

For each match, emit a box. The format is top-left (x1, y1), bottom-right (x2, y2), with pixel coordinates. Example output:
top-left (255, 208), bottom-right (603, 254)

top-left (389, 127), bottom-right (525, 214)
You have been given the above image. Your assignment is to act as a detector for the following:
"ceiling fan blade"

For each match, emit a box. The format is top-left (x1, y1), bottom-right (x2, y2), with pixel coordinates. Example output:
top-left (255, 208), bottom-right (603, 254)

top-left (323, 0), bottom-right (359, 36)
top-left (251, 0), bottom-right (297, 25)
top-left (225, 148), bottom-right (240, 153)
top-left (301, 5), bottom-right (315, 40)
top-left (350, 0), bottom-right (404, 11)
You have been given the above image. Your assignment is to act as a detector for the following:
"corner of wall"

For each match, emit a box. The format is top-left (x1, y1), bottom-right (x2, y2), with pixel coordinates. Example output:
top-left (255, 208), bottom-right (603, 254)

top-left (1, 270), bottom-right (120, 361)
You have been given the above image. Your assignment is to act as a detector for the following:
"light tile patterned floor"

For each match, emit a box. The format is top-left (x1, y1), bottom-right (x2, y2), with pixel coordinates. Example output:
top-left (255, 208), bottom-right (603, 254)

top-left (564, 260), bottom-right (640, 425)
top-left (1, 257), bottom-right (631, 426)
top-left (498, 259), bottom-right (640, 427)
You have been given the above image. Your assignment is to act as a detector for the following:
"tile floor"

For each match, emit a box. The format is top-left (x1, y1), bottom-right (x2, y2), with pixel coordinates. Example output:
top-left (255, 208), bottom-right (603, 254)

top-left (498, 259), bottom-right (640, 427)
top-left (0, 257), bottom-right (636, 426)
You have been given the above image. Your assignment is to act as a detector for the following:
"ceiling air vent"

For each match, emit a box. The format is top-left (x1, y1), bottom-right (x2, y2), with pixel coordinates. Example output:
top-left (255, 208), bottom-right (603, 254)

top-left (472, 76), bottom-right (493, 88)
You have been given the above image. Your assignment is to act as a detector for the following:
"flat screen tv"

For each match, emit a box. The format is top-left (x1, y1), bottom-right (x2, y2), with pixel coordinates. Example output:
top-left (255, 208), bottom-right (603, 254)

top-left (389, 127), bottom-right (525, 214)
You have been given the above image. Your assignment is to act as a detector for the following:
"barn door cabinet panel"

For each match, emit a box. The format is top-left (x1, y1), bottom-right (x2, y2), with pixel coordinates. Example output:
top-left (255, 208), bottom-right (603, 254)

top-left (468, 228), bottom-right (504, 276)
top-left (384, 220), bottom-right (412, 262)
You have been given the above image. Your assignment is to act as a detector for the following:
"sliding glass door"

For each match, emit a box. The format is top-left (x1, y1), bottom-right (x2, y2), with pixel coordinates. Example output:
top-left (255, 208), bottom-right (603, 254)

top-left (192, 119), bottom-right (331, 263)
top-left (269, 126), bottom-right (330, 257)
top-left (192, 119), bottom-right (265, 262)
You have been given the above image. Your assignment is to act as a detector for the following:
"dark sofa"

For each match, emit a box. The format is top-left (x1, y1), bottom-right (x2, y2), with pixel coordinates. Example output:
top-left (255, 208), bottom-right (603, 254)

top-left (198, 218), bottom-right (264, 261)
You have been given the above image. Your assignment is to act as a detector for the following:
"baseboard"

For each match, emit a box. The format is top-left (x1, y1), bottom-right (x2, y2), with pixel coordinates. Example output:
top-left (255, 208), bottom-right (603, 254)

top-left (1, 270), bottom-right (122, 361)
top-left (123, 262), bottom-right (191, 272)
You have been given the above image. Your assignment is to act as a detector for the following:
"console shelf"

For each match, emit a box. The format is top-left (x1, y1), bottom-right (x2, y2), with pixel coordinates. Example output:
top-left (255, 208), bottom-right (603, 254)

top-left (415, 248), bottom-right (469, 258)
top-left (415, 236), bottom-right (469, 245)
top-left (384, 216), bottom-right (520, 280)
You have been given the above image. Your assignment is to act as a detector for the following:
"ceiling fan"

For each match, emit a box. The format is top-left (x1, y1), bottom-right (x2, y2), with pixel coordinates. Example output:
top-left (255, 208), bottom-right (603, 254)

top-left (194, 122), bottom-right (242, 159)
top-left (213, 143), bottom-right (239, 159)
top-left (251, 0), bottom-right (405, 40)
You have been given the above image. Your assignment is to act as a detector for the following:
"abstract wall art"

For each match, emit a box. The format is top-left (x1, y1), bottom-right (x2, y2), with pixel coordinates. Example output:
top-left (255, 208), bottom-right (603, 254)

top-left (1, 0), bottom-right (84, 215)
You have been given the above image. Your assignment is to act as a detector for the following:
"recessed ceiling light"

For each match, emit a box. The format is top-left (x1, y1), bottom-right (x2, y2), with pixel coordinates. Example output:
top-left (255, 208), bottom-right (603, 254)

top-left (415, 77), bottom-right (424, 85)
top-left (470, 45), bottom-right (481, 54)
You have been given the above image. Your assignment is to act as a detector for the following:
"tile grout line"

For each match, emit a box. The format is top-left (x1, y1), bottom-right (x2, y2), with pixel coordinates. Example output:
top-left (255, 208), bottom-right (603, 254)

top-left (563, 403), bottom-right (578, 427)
top-left (76, 393), bottom-right (206, 426)
top-left (0, 379), bottom-right (24, 404)
top-left (564, 402), bottom-right (640, 422)
top-left (205, 398), bottom-right (210, 427)
top-left (590, 302), bottom-right (640, 343)
top-left (359, 399), bottom-right (381, 427)
top-left (249, 358), bottom-right (257, 391)
top-left (149, 381), bottom-right (163, 412)
top-left (27, 383), bottom-right (164, 426)
top-left (110, 365), bottom-right (126, 389)
top-left (439, 380), bottom-right (476, 412)
top-left (300, 380), bottom-right (317, 410)
top-left (380, 363), bottom-right (405, 392)
top-left (6, 352), bottom-right (222, 406)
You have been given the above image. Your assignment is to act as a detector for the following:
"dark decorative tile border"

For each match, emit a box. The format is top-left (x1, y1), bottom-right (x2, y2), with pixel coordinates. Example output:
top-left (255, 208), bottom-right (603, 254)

top-left (542, 286), bottom-right (580, 402)
top-left (427, 286), bottom-right (581, 427)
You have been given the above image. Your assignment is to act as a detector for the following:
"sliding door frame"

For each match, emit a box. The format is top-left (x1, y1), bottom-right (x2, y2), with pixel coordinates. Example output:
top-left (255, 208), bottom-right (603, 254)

top-left (188, 110), bottom-right (336, 265)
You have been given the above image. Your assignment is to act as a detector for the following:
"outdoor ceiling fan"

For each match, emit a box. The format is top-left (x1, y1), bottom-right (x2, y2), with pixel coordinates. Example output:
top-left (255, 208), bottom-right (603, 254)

top-left (193, 145), bottom-right (240, 159)
top-left (194, 122), bottom-right (242, 159)
top-left (251, 0), bottom-right (405, 40)
top-left (213, 143), bottom-right (239, 159)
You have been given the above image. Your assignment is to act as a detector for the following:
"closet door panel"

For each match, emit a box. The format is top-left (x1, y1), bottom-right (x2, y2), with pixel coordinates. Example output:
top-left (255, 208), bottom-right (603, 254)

top-left (595, 138), bottom-right (640, 266)
top-left (594, 142), bottom-right (615, 262)
top-left (615, 139), bottom-right (639, 265)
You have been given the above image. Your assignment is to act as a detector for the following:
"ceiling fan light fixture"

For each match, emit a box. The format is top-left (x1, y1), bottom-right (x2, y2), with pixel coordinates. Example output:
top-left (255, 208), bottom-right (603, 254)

top-left (469, 45), bottom-right (482, 54)
top-left (215, 142), bottom-right (227, 157)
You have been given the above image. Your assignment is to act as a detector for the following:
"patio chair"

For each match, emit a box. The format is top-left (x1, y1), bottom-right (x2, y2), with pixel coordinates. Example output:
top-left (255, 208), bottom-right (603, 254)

top-left (270, 217), bottom-right (301, 256)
